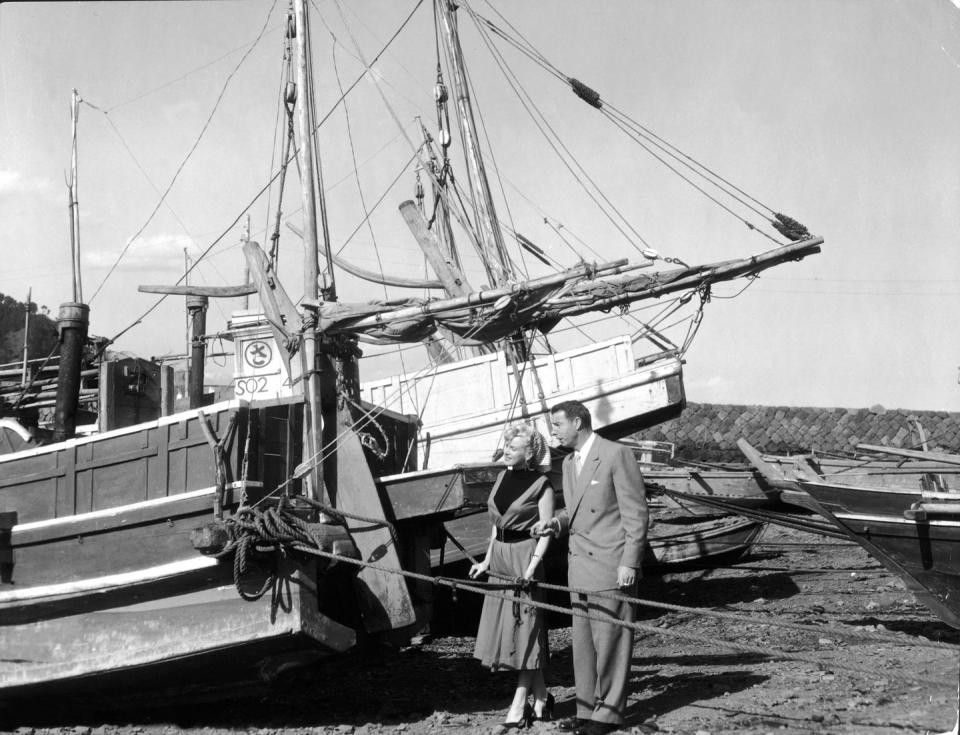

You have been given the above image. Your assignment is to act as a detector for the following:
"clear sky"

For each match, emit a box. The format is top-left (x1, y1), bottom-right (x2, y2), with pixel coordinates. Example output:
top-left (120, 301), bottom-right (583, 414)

top-left (1, 0), bottom-right (959, 412)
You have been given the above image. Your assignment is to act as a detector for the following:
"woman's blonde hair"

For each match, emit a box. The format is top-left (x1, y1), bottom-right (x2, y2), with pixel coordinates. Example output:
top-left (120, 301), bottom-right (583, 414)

top-left (502, 421), bottom-right (548, 468)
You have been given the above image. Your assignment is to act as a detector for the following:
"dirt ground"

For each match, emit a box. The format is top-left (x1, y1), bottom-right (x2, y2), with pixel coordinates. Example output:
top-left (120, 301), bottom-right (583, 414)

top-left (3, 525), bottom-right (959, 735)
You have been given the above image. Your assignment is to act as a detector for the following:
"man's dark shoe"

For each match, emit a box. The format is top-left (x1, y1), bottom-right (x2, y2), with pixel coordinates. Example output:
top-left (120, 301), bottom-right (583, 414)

top-left (556, 717), bottom-right (589, 732)
top-left (573, 722), bottom-right (620, 735)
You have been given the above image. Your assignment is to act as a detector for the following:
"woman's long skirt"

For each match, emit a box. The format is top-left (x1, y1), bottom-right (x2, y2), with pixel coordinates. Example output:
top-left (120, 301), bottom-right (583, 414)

top-left (473, 537), bottom-right (548, 671)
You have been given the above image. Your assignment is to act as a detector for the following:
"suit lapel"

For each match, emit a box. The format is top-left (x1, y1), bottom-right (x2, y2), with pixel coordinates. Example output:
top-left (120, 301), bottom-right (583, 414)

top-left (569, 440), bottom-right (602, 523)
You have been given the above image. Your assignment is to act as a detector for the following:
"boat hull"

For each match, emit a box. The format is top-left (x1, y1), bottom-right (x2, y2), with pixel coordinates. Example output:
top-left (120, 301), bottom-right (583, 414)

top-left (0, 557), bottom-right (356, 696)
top-left (643, 465), bottom-right (776, 511)
top-left (799, 478), bottom-right (960, 628)
top-left (361, 340), bottom-right (684, 468)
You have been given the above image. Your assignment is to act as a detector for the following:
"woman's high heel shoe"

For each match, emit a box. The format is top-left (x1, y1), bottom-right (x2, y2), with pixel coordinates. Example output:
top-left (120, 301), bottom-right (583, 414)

top-left (502, 702), bottom-right (533, 729)
top-left (532, 692), bottom-right (555, 722)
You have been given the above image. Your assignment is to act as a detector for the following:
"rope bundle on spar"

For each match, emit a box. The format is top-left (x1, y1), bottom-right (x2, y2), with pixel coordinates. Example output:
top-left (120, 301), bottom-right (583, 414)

top-left (195, 496), bottom-right (959, 690)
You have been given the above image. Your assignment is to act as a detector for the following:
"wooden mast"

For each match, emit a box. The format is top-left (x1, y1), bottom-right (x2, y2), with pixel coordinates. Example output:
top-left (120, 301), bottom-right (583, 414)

top-left (54, 89), bottom-right (89, 442)
top-left (294, 0), bottom-right (325, 502)
top-left (437, 0), bottom-right (512, 287)
top-left (68, 89), bottom-right (82, 303)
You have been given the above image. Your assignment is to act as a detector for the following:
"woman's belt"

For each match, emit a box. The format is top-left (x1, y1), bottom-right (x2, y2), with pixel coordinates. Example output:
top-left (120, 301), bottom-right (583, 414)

top-left (495, 526), bottom-right (531, 543)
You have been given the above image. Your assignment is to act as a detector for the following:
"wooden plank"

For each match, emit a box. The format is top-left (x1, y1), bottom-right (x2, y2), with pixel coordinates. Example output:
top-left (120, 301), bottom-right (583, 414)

top-left (857, 444), bottom-right (960, 467)
top-left (10, 482), bottom-right (256, 546)
top-left (736, 438), bottom-right (791, 488)
top-left (399, 200), bottom-right (472, 297)
top-left (331, 404), bottom-right (416, 633)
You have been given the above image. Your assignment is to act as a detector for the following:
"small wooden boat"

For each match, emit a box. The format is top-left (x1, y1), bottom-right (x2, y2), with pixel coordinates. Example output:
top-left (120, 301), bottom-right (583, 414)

top-left (737, 438), bottom-right (960, 509)
top-left (438, 503), bottom-right (764, 572)
top-left (643, 464), bottom-right (775, 511)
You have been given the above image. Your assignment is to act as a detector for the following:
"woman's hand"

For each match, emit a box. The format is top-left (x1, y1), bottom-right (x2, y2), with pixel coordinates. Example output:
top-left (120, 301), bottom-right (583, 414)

top-left (469, 559), bottom-right (490, 579)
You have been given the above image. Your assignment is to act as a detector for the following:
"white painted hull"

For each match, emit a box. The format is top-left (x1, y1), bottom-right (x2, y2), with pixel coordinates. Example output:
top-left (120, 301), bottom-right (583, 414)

top-left (361, 337), bottom-right (684, 468)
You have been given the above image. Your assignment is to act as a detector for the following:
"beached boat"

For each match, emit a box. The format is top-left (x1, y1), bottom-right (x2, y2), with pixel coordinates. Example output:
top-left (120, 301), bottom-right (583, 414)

top-left (798, 473), bottom-right (960, 629)
top-left (737, 438), bottom-right (960, 510)
top-left (0, 0), bottom-right (820, 696)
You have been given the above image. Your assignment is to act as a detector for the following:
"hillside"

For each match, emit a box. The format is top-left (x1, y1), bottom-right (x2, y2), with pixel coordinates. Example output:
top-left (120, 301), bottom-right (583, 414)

top-left (0, 292), bottom-right (59, 367)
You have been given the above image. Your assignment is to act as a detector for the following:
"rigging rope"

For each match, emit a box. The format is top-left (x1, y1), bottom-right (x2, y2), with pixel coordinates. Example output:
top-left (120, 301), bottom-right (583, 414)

top-left (88, 0), bottom-right (280, 304)
top-left (99, 0), bottom-right (424, 351)
top-left (466, 1), bottom-right (811, 247)
top-left (466, 6), bottom-right (654, 256)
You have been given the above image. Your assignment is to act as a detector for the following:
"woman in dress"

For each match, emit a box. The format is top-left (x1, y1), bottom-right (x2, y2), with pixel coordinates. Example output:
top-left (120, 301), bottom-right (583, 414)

top-left (469, 422), bottom-right (555, 728)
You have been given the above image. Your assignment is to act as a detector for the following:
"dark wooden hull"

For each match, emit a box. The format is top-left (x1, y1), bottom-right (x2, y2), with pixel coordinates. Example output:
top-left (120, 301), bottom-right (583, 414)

top-left (645, 513), bottom-right (765, 566)
top-left (799, 478), bottom-right (960, 628)
top-left (438, 509), bottom-right (764, 571)
top-left (642, 465), bottom-right (777, 511)
top-left (0, 398), bottom-right (498, 694)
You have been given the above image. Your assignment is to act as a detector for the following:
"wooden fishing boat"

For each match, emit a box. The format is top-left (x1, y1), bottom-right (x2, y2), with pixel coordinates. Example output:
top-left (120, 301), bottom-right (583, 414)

top-left (643, 464), bottom-right (774, 511)
top-left (0, 0), bottom-right (821, 698)
top-left (737, 438), bottom-right (960, 510)
top-left (438, 507), bottom-right (764, 571)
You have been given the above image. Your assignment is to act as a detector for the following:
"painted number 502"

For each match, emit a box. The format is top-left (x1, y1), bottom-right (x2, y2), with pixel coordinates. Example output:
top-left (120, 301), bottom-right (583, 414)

top-left (234, 377), bottom-right (268, 397)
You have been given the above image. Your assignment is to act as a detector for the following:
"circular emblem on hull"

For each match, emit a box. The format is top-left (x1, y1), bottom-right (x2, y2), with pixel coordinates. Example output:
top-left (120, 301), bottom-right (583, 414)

top-left (244, 340), bottom-right (273, 368)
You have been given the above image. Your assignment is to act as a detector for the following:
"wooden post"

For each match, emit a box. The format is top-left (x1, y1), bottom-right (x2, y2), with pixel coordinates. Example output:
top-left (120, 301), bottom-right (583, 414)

top-left (186, 295), bottom-right (208, 409)
top-left (20, 288), bottom-right (31, 387)
top-left (52, 302), bottom-right (89, 442)
top-left (160, 364), bottom-right (175, 416)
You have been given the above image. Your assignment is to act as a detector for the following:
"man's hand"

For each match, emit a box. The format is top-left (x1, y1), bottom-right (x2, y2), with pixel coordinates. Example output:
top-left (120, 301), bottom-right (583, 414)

top-left (617, 565), bottom-right (636, 588)
top-left (530, 519), bottom-right (557, 538)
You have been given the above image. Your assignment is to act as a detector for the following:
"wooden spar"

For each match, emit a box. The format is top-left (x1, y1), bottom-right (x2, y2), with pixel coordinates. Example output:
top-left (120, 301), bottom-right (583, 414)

top-left (856, 444), bottom-right (960, 468)
top-left (20, 289), bottom-right (30, 387)
top-left (294, 0), bottom-right (324, 502)
top-left (399, 200), bottom-right (472, 297)
top-left (437, 1), bottom-right (511, 286)
top-left (69, 90), bottom-right (82, 303)
top-left (138, 284), bottom-right (257, 298)
top-left (549, 238), bottom-right (823, 318)
top-left (330, 257), bottom-right (629, 331)
top-left (285, 222), bottom-right (444, 290)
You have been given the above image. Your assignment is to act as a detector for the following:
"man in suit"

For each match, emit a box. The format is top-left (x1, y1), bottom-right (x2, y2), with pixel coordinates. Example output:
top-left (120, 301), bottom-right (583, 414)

top-left (531, 400), bottom-right (648, 735)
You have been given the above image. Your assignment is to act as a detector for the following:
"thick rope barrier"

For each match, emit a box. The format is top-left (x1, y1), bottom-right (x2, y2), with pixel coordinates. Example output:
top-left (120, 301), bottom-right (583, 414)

top-left (442, 524), bottom-right (945, 651)
top-left (293, 544), bottom-right (955, 689)
top-left (203, 502), bottom-right (958, 690)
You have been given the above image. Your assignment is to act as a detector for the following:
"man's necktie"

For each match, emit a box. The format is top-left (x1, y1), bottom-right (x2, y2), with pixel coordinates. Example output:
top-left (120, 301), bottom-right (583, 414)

top-left (574, 451), bottom-right (582, 476)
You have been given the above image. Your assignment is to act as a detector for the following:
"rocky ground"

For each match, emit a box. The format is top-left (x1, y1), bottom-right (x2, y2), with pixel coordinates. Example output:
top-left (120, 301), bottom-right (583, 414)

top-left (3, 526), bottom-right (959, 735)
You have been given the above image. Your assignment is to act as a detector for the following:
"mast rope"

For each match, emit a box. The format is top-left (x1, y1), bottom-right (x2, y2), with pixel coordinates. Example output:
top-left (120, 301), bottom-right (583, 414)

top-left (466, 2), bottom-right (806, 246)
top-left (466, 7), bottom-right (655, 256)
top-left (453, 10), bottom-right (528, 282)
top-left (87, 0), bottom-right (281, 304)
top-left (98, 0), bottom-right (425, 351)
